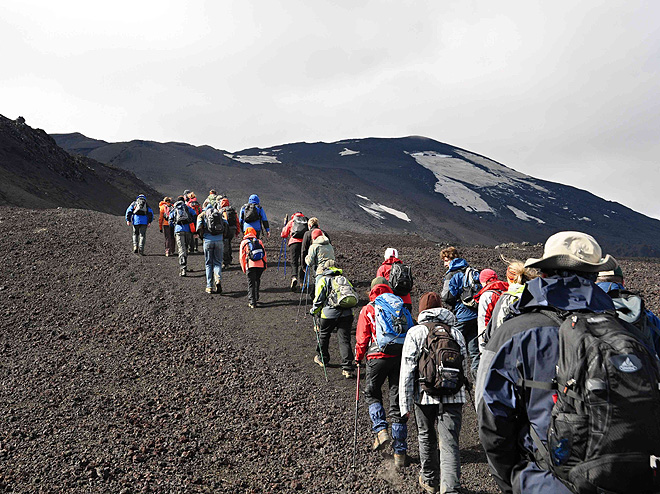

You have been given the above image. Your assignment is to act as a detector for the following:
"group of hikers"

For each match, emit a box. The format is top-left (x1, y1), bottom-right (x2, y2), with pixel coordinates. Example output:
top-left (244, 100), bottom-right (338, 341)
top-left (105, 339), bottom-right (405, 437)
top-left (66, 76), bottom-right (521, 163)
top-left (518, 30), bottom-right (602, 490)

top-left (126, 193), bottom-right (660, 494)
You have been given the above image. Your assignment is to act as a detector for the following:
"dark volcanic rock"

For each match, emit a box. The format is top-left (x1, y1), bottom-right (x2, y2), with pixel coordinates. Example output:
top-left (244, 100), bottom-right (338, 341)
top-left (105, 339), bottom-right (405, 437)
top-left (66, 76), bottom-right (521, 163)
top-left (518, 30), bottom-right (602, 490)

top-left (0, 206), bottom-right (657, 493)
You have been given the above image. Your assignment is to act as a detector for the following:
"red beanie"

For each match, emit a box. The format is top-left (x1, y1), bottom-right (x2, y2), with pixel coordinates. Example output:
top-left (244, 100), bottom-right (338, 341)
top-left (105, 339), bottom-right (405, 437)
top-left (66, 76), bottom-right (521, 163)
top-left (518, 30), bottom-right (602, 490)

top-left (479, 269), bottom-right (498, 285)
top-left (312, 229), bottom-right (323, 240)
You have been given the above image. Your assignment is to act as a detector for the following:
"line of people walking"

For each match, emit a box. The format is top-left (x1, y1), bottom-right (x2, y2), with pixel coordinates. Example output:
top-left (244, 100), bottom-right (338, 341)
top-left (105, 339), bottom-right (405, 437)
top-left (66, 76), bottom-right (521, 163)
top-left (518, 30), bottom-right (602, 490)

top-left (126, 195), bottom-right (660, 494)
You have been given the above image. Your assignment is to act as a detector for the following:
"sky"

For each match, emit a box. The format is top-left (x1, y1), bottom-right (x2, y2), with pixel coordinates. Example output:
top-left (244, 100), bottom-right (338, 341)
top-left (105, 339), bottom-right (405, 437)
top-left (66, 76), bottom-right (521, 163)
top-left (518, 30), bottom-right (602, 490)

top-left (2, 0), bottom-right (659, 218)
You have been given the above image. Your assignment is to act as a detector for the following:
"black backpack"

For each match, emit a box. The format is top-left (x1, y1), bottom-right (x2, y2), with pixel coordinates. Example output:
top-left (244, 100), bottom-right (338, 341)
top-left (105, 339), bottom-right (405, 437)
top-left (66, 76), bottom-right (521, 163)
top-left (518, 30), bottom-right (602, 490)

top-left (418, 322), bottom-right (466, 396)
top-left (243, 203), bottom-right (261, 223)
top-left (389, 263), bottom-right (413, 296)
top-left (460, 267), bottom-right (481, 309)
top-left (221, 206), bottom-right (238, 231)
top-left (133, 197), bottom-right (148, 215)
top-left (527, 311), bottom-right (660, 493)
top-left (173, 201), bottom-right (191, 225)
top-left (291, 215), bottom-right (309, 239)
top-left (206, 208), bottom-right (226, 236)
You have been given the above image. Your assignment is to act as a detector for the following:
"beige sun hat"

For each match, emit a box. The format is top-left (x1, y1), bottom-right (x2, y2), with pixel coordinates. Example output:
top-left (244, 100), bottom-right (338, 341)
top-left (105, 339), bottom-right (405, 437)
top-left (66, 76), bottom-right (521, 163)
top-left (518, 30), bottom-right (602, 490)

top-left (524, 231), bottom-right (617, 273)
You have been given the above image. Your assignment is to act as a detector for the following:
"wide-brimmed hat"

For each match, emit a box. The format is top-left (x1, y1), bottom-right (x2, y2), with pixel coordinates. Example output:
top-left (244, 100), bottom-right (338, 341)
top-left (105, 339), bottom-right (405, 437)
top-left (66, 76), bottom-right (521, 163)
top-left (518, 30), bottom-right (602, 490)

top-left (524, 231), bottom-right (617, 273)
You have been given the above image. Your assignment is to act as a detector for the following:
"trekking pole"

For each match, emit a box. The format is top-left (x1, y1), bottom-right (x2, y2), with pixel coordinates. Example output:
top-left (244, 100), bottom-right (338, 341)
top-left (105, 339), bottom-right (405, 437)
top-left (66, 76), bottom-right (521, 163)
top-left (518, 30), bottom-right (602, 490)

top-left (314, 316), bottom-right (328, 382)
top-left (277, 237), bottom-right (285, 273)
top-left (295, 266), bottom-right (309, 323)
top-left (283, 241), bottom-right (287, 277)
top-left (352, 362), bottom-right (361, 469)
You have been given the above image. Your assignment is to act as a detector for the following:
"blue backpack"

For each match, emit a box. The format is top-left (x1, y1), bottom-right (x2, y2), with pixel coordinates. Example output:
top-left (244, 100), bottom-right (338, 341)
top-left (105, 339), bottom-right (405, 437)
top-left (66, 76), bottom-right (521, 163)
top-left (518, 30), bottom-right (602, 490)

top-left (370, 292), bottom-right (414, 355)
top-left (247, 239), bottom-right (264, 261)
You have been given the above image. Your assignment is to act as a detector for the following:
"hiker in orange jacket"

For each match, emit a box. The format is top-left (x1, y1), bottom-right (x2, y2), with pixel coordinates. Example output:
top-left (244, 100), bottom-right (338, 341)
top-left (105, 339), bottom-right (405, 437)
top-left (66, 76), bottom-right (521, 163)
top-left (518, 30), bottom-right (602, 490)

top-left (158, 197), bottom-right (175, 256)
top-left (240, 227), bottom-right (267, 308)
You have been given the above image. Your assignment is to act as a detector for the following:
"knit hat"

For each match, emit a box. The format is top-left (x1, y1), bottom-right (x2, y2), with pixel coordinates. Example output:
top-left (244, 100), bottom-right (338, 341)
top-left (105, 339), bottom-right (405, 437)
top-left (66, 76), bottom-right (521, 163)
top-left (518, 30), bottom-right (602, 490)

top-left (312, 229), bottom-right (324, 240)
top-left (418, 292), bottom-right (443, 313)
top-left (371, 276), bottom-right (389, 289)
top-left (479, 269), bottom-right (498, 285)
top-left (384, 248), bottom-right (398, 260)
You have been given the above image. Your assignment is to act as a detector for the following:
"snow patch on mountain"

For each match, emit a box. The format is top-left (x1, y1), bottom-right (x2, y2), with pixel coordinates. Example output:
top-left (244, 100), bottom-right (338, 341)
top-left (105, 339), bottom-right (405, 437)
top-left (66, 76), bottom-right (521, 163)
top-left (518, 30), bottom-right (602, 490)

top-left (357, 195), bottom-right (411, 222)
top-left (409, 150), bottom-right (550, 214)
top-left (507, 205), bottom-right (545, 224)
top-left (340, 148), bottom-right (359, 156)
top-left (225, 154), bottom-right (281, 165)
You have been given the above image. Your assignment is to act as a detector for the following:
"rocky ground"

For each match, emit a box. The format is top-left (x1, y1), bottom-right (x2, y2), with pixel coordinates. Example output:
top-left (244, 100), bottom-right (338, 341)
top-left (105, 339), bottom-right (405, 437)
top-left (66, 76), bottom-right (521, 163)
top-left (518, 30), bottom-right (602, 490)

top-left (0, 206), bottom-right (658, 493)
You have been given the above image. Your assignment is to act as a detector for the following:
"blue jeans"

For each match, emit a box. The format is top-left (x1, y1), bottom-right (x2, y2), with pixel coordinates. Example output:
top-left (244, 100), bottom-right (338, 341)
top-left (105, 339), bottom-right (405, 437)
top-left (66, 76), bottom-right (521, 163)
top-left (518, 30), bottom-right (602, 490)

top-left (203, 239), bottom-right (224, 288)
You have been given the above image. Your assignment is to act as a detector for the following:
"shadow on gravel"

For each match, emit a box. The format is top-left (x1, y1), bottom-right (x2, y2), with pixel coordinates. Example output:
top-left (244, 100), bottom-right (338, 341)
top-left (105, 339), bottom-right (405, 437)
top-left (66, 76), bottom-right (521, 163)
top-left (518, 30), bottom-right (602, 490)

top-left (258, 300), bottom-right (302, 308)
top-left (221, 291), bottom-right (249, 298)
top-left (261, 286), bottom-right (296, 294)
top-left (460, 444), bottom-right (488, 464)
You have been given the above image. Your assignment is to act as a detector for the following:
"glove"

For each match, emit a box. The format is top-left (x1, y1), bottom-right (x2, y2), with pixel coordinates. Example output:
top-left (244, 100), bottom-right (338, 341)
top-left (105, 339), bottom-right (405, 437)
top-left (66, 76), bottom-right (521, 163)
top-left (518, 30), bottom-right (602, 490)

top-left (309, 308), bottom-right (316, 315)
top-left (160, 229), bottom-right (163, 233)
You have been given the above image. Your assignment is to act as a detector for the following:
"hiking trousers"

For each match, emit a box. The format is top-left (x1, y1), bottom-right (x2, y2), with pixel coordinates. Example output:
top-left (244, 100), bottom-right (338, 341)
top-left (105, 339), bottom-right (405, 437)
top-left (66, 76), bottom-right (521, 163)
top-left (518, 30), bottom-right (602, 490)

top-left (316, 315), bottom-right (354, 371)
top-left (365, 356), bottom-right (404, 425)
top-left (246, 267), bottom-right (264, 304)
top-left (175, 232), bottom-right (191, 269)
top-left (203, 239), bottom-right (223, 289)
top-left (223, 233), bottom-right (235, 265)
top-left (162, 225), bottom-right (175, 255)
top-left (455, 318), bottom-right (479, 379)
top-left (132, 224), bottom-right (147, 253)
top-left (415, 403), bottom-right (463, 494)
top-left (289, 242), bottom-right (304, 283)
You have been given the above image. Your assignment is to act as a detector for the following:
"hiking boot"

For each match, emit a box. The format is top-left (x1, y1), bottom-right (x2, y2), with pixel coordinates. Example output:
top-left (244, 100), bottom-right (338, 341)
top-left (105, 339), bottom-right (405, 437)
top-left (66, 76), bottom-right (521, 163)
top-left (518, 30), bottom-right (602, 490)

top-left (216, 281), bottom-right (222, 294)
top-left (205, 287), bottom-right (213, 294)
top-left (165, 252), bottom-right (170, 257)
top-left (393, 453), bottom-right (407, 468)
top-left (342, 370), bottom-right (355, 379)
top-left (418, 475), bottom-right (438, 493)
top-left (313, 355), bottom-right (325, 368)
top-left (372, 429), bottom-right (391, 451)
top-left (133, 246), bottom-right (138, 254)
top-left (248, 302), bottom-right (256, 309)
top-left (290, 277), bottom-right (298, 292)
top-left (179, 268), bottom-right (186, 277)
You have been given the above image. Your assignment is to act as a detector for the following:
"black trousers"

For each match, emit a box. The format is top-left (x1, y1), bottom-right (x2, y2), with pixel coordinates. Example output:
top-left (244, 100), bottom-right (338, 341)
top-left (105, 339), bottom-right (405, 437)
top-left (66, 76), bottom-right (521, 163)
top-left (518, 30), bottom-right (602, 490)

top-left (316, 315), bottom-right (354, 371)
top-left (223, 235), bottom-right (233, 264)
top-left (365, 357), bottom-right (404, 422)
top-left (247, 267), bottom-right (264, 304)
top-left (289, 242), bottom-right (304, 282)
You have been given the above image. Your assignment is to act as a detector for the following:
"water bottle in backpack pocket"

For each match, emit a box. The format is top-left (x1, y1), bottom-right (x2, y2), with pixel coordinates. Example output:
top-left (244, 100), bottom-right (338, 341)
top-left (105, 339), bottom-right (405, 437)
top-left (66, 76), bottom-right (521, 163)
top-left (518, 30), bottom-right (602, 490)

top-left (247, 239), bottom-right (264, 261)
top-left (369, 293), bottom-right (414, 356)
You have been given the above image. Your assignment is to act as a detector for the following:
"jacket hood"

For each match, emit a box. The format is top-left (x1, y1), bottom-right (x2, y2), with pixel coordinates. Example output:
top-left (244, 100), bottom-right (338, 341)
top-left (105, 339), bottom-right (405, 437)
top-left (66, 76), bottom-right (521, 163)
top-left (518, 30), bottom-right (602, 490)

top-left (369, 283), bottom-right (393, 301)
top-left (137, 194), bottom-right (146, 200)
top-left (447, 258), bottom-right (468, 273)
top-left (322, 266), bottom-right (343, 276)
top-left (518, 275), bottom-right (615, 313)
top-left (159, 200), bottom-right (168, 206)
top-left (220, 198), bottom-right (230, 208)
top-left (417, 307), bottom-right (457, 327)
top-left (382, 257), bottom-right (401, 266)
top-left (475, 280), bottom-right (509, 300)
top-left (312, 234), bottom-right (330, 245)
top-left (243, 227), bottom-right (257, 239)
top-left (596, 281), bottom-right (625, 294)
top-left (248, 194), bottom-right (260, 204)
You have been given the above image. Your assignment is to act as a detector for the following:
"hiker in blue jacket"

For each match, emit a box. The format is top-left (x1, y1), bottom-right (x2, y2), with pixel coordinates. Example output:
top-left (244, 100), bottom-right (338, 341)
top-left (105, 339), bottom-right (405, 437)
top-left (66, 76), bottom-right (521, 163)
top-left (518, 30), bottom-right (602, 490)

top-left (168, 196), bottom-right (197, 277)
top-left (196, 203), bottom-right (228, 294)
top-left (125, 194), bottom-right (154, 255)
top-left (477, 232), bottom-right (617, 494)
top-left (440, 247), bottom-right (480, 377)
top-left (239, 194), bottom-right (270, 239)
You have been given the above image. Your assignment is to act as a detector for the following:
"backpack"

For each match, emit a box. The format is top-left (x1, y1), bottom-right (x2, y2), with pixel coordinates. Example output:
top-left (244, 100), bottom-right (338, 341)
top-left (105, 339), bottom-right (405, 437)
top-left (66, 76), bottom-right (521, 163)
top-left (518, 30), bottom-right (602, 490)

top-left (188, 200), bottom-right (202, 216)
top-left (527, 311), bottom-right (660, 493)
top-left (173, 201), bottom-right (191, 225)
top-left (389, 263), bottom-right (414, 296)
top-left (418, 322), bottom-right (466, 396)
top-left (133, 197), bottom-right (148, 215)
top-left (460, 267), bottom-right (481, 309)
top-left (221, 207), bottom-right (238, 231)
top-left (370, 293), bottom-right (414, 356)
top-left (247, 239), bottom-right (264, 261)
top-left (244, 203), bottom-right (261, 223)
top-left (326, 275), bottom-right (358, 309)
top-left (291, 215), bottom-right (309, 239)
top-left (206, 208), bottom-right (226, 236)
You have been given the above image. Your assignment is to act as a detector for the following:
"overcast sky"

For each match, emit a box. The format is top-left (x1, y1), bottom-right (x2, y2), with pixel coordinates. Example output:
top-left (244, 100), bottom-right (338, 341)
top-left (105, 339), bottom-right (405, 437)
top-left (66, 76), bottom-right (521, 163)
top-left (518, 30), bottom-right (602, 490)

top-left (2, 1), bottom-right (659, 218)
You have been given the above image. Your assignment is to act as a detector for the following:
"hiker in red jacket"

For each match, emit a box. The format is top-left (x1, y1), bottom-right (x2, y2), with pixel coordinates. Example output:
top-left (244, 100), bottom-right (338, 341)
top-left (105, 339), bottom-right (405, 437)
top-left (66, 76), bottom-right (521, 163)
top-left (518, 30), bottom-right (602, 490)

top-left (475, 269), bottom-right (508, 362)
top-left (281, 212), bottom-right (307, 291)
top-left (377, 248), bottom-right (413, 312)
